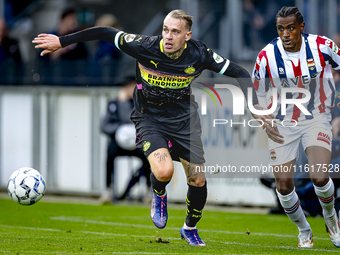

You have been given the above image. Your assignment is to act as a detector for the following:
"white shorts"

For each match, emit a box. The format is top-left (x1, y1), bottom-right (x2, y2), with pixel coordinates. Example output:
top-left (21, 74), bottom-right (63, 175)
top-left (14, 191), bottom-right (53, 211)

top-left (268, 113), bottom-right (332, 165)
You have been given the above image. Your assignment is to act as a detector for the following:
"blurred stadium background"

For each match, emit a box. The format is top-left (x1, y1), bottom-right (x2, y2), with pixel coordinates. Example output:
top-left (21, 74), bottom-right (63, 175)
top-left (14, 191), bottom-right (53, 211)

top-left (0, 0), bottom-right (339, 208)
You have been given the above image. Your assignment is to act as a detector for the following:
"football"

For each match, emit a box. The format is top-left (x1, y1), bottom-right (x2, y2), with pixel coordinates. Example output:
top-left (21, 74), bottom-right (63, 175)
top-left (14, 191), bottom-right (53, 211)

top-left (7, 167), bottom-right (46, 205)
top-left (115, 123), bottom-right (136, 151)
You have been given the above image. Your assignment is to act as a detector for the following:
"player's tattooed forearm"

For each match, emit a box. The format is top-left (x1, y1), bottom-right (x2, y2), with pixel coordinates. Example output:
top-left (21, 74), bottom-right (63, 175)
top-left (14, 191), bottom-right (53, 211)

top-left (154, 152), bottom-right (169, 162)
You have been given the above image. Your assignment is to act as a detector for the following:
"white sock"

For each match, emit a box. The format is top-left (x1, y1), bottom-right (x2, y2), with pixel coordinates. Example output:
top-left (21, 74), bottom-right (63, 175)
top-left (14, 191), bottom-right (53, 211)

top-left (183, 223), bottom-right (196, 230)
top-left (276, 188), bottom-right (310, 232)
top-left (314, 178), bottom-right (335, 218)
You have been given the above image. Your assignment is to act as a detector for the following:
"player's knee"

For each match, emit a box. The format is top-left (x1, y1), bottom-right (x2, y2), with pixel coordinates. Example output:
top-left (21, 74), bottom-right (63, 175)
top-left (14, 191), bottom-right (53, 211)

top-left (276, 180), bottom-right (294, 195)
top-left (311, 177), bottom-right (329, 187)
top-left (153, 165), bottom-right (174, 181)
top-left (187, 177), bottom-right (206, 187)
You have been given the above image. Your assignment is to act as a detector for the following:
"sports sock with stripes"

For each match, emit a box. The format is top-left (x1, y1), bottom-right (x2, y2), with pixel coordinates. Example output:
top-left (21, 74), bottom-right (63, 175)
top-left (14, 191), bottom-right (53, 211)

top-left (276, 188), bottom-right (311, 232)
top-left (185, 182), bottom-right (207, 228)
top-left (150, 172), bottom-right (169, 196)
top-left (314, 178), bottom-right (335, 218)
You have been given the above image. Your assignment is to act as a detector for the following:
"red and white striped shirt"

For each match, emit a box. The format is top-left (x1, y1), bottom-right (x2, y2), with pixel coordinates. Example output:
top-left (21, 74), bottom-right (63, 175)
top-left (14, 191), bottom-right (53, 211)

top-left (252, 34), bottom-right (339, 122)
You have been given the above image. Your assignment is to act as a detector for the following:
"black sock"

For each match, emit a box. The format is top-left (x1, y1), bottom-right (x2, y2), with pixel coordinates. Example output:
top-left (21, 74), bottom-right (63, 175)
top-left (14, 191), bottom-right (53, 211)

top-left (150, 172), bottom-right (170, 196)
top-left (185, 182), bottom-right (207, 227)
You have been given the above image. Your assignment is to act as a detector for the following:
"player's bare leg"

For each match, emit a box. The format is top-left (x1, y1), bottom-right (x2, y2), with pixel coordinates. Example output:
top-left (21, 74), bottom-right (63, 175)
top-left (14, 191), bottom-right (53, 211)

top-left (307, 146), bottom-right (340, 247)
top-left (274, 159), bottom-right (313, 248)
top-left (178, 158), bottom-right (206, 246)
top-left (148, 148), bottom-right (174, 229)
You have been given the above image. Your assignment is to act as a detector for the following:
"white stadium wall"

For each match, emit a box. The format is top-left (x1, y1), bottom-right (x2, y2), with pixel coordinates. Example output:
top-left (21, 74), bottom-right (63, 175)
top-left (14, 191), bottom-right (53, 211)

top-left (1, 93), bottom-right (34, 178)
top-left (0, 86), bottom-right (276, 207)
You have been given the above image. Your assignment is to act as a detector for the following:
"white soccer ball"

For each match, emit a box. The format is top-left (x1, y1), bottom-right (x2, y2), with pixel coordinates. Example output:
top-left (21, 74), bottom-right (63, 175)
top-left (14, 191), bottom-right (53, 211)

top-left (115, 123), bottom-right (136, 151)
top-left (7, 167), bottom-right (46, 206)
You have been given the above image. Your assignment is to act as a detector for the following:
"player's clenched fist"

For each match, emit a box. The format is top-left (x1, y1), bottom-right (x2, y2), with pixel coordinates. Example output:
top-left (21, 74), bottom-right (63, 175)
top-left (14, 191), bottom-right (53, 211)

top-left (32, 34), bottom-right (61, 56)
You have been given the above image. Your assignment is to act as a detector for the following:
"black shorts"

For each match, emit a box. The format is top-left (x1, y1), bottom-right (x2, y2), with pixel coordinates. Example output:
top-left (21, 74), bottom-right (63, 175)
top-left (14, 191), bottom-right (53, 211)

top-left (131, 109), bottom-right (205, 164)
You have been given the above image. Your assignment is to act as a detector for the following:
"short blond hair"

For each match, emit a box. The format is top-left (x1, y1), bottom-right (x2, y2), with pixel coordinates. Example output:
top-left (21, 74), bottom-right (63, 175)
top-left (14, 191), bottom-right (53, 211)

top-left (166, 10), bottom-right (193, 31)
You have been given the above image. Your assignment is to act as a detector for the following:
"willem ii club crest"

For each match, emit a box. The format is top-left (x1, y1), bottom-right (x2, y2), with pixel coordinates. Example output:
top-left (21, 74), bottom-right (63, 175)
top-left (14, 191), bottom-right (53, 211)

top-left (307, 58), bottom-right (315, 71)
top-left (270, 150), bottom-right (276, 161)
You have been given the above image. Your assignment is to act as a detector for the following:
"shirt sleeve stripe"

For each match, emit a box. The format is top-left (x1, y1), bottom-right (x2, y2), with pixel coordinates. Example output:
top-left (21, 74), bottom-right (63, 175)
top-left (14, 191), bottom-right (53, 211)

top-left (219, 59), bottom-right (230, 75)
top-left (114, 31), bottom-right (124, 50)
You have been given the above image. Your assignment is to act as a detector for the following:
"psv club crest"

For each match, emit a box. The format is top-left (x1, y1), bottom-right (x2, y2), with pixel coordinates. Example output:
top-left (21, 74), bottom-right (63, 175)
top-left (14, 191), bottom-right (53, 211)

top-left (184, 66), bottom-right (195, 74)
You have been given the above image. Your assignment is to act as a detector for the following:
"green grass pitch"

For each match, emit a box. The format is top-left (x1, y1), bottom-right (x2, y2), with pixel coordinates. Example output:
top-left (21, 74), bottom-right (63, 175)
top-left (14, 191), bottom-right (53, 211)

top-left (0, 195), bottom-right (339, 254)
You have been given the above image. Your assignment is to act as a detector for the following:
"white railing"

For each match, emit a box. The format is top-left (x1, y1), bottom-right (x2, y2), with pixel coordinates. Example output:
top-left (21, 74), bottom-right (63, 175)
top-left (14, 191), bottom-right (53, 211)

top-left (0, 86), bottom-right (118, 195)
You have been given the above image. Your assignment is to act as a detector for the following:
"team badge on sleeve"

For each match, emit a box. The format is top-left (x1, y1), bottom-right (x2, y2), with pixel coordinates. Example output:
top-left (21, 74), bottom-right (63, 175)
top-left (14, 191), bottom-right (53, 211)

top-left (213, 52), bottom-right (223, 63)
top-left (333, 43), bottom-right (339, 54)
top-left (124, 34), bottom-right (136, 43)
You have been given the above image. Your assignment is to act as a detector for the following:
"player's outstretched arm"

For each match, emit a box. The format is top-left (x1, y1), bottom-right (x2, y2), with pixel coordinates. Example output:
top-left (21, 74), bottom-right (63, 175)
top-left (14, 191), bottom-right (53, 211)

top-left (33, 26), bottom-right (120, 57)
top-left (222, 61), bottom-right (267, 119)
top-left (32, 34), bottom-right (61, 56)
top-left (222, 61), bottom-right (258, 106)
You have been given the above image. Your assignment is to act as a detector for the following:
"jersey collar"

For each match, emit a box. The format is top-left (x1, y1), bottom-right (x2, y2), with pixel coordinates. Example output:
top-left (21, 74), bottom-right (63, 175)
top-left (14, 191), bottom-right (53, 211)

top-left (159, 39), bottom-right (187, 53)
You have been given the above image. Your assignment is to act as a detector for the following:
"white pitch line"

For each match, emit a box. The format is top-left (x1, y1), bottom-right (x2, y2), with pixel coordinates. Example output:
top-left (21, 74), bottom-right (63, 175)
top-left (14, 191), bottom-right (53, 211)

top-left (49, 216), bottom-right (331, 240)
top-left (49, 216), bottom-right (159, 230)
top-left (0, 225), bottom-right (177, 240)
top-left (212, 241), bottom-right (340, 253)
top-left (0, 224), bottom-right (339, 253)
top-left (0, 224), bottom-right (62, 232)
